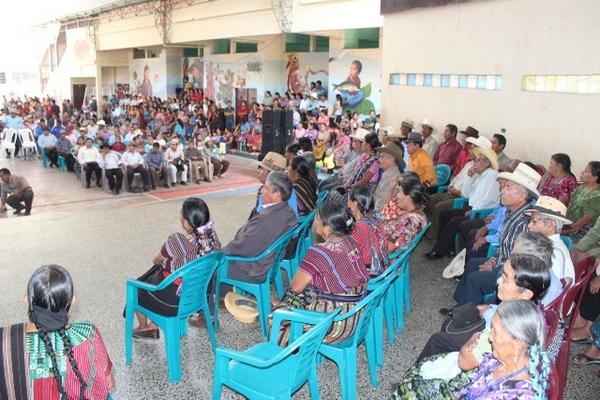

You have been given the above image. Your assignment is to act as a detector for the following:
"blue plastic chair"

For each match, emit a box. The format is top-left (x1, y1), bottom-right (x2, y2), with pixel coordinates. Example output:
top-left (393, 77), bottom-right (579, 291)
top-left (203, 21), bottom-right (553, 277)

top-left (310, 281), bottom-right (392, 399)
top-left (125, 251), bottom-right (225, 383)
top-left (212, 308), bottom-right (340, 400)
top-left (215, 228), bottom-right (296, 338)
top-left (560, 235), bottom-right (573, 251)
top-left (452, 197), bottom-right (496, 253)
top-left (316, 190), bottom-right (330, 208)
top-left (429, 164), bottom-right (451, 193)
top-left (396, 223), bottom-right (430, 318)
top-left (276, 211), bottom-right (316, 298)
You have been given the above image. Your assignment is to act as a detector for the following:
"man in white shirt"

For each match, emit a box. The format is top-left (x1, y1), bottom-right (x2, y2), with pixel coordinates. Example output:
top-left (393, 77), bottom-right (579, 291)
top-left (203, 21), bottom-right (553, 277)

top-left (77, 138), bottom-right (102, 188)
top-left (525, 196), bottom-right (576, 281)
top-left (37, 127), bottom-right (59, 167)
top-left (165, 139), bottom-right (188, 186)
top-left (86, 119), bottom-right (99, 139)
top-left (421, 118), bottom-right (439, 159)
top-left (98, 144), bottom-right (124, 195)
top-left (121, 142), bottom-right (151, 192)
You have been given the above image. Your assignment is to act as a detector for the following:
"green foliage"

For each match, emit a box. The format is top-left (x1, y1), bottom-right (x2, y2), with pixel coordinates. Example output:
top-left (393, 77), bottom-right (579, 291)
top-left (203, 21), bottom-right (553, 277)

top-left (343, 83), bottom-right (375, 116)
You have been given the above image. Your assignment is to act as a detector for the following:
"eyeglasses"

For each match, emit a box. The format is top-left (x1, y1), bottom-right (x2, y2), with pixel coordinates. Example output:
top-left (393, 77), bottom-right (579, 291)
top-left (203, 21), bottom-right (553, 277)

top-left (530, 217), bottom-right (544, 225)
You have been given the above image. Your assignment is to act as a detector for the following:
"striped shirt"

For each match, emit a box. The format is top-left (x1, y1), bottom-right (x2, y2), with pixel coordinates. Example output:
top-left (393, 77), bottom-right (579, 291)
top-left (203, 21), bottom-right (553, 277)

top-left (160, 231), bottom-right (221, 274)
top-left (492, 202), bottom-right (532, 271)
top-left (299, 237), bottom-right (369, 294)
top-left (352, 217), bottom-right (388, 275)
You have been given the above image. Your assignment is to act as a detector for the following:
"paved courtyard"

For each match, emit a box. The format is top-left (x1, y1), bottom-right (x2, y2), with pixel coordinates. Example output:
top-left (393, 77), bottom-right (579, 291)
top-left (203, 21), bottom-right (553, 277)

top-left (0, 155), bottom-right (597, 399)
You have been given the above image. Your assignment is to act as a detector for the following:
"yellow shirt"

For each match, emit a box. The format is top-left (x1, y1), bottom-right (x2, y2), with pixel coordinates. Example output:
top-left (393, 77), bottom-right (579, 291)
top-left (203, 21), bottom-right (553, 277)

top-left (409, 148), bottom-right (437, 185)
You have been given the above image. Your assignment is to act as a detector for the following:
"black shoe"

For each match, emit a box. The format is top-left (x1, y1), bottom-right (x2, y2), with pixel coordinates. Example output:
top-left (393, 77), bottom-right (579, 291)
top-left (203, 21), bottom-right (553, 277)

top-left (86, 183), bottom-right (91, 188)
top-left (13, 209), bottom-right (23, 215)
top-left (452, 274), bottom-right (463, 282)
top-left (180, 181), bottom-right (187, 185)
top-left (163, 184), bottom-right (169, 188)
top-left (439, 307), bottom-right (454, 317)
top-left (133, 328), bottom-right (160, 340)
top-left (425, 251), bottom-right (444, 260)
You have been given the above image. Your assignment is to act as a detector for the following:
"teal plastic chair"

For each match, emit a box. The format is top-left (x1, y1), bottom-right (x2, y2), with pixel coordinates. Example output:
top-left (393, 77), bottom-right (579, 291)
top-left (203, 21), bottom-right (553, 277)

top-left (311, 281), bottom-right (392, 399)
top-left (396, 223), bottom-right (430, 318)
top-left (58, 155), bottom-right (67, 171)
top-left (429, 164), bottom-right (451, 192)
top-left (316, 190), bottom-right (329, 208)
top-left (215, 228), bottom-right (296, 338)
top-left (367, 250), bottom-right (410, 367)
top-left (212, 308), bottom-right (340, 400)
top-left (125, 251), bottom-right (225, 383)
top-left (41, 147), bottom-right (49, 168)
top-left (452, 197), bottom-right (496, 253)
top-left (560, 235), bottom-right (573, 251)
top-left (276, 211), bottom-right (316, 298)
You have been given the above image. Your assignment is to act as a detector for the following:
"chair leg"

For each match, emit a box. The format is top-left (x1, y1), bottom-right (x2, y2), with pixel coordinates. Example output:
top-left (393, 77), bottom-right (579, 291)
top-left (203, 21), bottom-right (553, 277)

top-left (394, 280), bottom-right (404, 332)
top-left (258, 283), bottom-right (271, 338)
top-left (340, 349), bottom-right (357, 400)
top-left (214, 276), bottom-right (222, 331)
top-left (403, 267), bottom-right (411, 313)
top-left (212, 380), bottom-right (222, 400)
top-left (309, 366), bottom-right (321, 400)
top-left (180, 317), bottom-right (188, 337)
top-left (124, 305), bottom-right (135, 364)
top-left (274, 268), bottom-right (285, 300)
top-left (165, 319), bottom-right (182, 383)
top-left (365, 328), bottom-right (379, 388)
top-left (372, 306), bottom-right (384, 368)
top-left (202, 304), bottom-right (218, 351)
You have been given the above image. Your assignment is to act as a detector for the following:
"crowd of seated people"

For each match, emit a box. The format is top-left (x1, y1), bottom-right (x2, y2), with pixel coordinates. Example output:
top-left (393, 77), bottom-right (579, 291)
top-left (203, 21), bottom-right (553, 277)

top-left (3, 90), bottom-right (600, 398)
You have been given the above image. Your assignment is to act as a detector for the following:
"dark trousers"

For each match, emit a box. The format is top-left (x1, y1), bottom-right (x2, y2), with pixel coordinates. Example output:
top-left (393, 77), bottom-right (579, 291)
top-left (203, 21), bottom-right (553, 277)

top-left (453, 257), bottom-right (498, 305)
top-left (431, 207), bottom-right (470, 255)
top-left (580, 273), bottom-right (600, 321)
top-left (105, 168), bottom-right (124, 190)
top-left (465, 238), bottom-right (490, 261)
top-left (84, 162), bottom-right (102, 186)
top-left (127, 165), bottom-right (150, 187)
top-left (45, 148), bottom-right (59, 166)
top-left (211, 158), bottom-right (230, 176)
top-left (7, 189), bottom-right (34, 214)
top-left (58, 152), bottom-right (75, 171)
top-left (458, 219), bottom-right (486, 251)
top-left (417, 318), bottom-right (485, 361)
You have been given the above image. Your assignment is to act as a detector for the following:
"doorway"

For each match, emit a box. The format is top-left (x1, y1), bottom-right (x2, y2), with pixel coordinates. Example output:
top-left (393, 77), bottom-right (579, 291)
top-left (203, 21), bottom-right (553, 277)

top-left (72, 84), bottom-right (86, 110)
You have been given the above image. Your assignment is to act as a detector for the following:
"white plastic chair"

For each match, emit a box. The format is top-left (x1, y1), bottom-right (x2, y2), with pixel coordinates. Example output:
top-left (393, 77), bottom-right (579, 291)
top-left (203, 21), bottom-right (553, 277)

top-left (1, 128), bottom-right (17, 157)
top-left (19, 129), bottom-right (37, 160)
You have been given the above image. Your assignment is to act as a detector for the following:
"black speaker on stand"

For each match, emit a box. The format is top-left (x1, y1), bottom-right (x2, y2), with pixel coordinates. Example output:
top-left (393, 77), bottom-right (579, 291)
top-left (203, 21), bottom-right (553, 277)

top-left (261, 110), bottom-right (293, 159)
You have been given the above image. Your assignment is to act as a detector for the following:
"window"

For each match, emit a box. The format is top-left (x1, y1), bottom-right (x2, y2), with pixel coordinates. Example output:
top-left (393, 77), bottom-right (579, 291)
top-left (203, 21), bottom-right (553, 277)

top-left (183, 47), bottom-right (199, 57)
top-left (133, 48), bottom-right (145, 59)
top-left (285, 33), bottom-right (310, 52)
top-left (344, 28), bottom-right (380, 49)
top-left (388, 72), bottom-right (502, 91)
top-left (235, 42), bottom-right (258, 53)
top-left (521, 74), bottom-right (600, 94)
top-left (146, 49), bottom-right (161, 58)
top-left (314, 36), bottom-right (329, 52)
top-left (0, 72), bottom-right (6, 84)
top-left (212, 39), bottom-right (231, 55)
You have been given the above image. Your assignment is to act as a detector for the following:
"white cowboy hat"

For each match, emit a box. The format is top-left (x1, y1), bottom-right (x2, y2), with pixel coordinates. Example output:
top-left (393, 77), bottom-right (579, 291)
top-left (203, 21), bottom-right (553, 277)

top-left (524, 196), bottom-right (573, 225)
top-left (350, 128), bottom-right (369, 142)
top-left (224, 292), bottom-right (258, 324)
top-left (97, 119), bottom-right (106, 126)
top-left (498, 162), bottom-right (541, 197)
top-left (421, 118), bottom-right (434, 130)
top-left (465, 136), bottom-right (492, 149)
top-left (472, 146), bottom-right (499, 170)
top-left (443, 249), bottom-right (466, 279)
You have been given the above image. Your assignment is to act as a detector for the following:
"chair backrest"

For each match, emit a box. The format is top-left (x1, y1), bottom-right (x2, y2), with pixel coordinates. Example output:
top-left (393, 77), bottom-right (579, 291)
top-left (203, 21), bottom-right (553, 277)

top-left (177, 251), bottom-right (225, 317)
top-left (388, 222), bottom-right (431, 260)
top-left (547, 364), bottom-right (560, 400)
top-left (295, 210), bottom-right (316, 259)
top-left (367, 249), bottom-right (410, 290)
top-left (333, 279), bottom-right (393, 348)
top-left (264, 228), bottom-right (298, 282)
top-left (434, 164), bottom-right (451, 186)
top-left (18, 129), bottom-right (35, 146)
top-left (559, 256), bottom-right (596, 322)
top-left (544, 310), bottom-right (560, 349)
top-left (544, 279), bottom-right (572, 315)
top-left (1, 128), bottom-right (17, 144)
top-left (289, 308), bottom-right (340, 387)
top-left (316, 190), bottom-right (330, 208)
top-left (559, 235), bottom-right (573, 251)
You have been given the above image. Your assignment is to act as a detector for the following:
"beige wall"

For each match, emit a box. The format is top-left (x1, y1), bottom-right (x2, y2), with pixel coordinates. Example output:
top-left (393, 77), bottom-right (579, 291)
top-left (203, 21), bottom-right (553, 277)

top-left (381, 0), bottom-right (600, 173)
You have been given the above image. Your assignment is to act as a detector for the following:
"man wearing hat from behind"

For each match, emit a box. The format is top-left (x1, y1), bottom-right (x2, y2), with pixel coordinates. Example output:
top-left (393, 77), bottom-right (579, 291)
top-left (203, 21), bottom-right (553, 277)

top-left (374, 141), bottom-right (405, 211)
top-left (450, 162), bottom-right (542, 308)
top-left (251, 151), bottom-right (298, 218)
top-left (525, 196), bottom-right (575, 281)
top-left (421, 118), bottom-right (438, 159)
top-left (406, 132), bottom-right (437, 187)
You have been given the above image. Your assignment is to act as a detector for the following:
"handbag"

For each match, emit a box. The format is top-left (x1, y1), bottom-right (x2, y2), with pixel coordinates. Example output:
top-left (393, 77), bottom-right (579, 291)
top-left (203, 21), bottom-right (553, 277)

top-left (174, 158), bottom-right (185, 172)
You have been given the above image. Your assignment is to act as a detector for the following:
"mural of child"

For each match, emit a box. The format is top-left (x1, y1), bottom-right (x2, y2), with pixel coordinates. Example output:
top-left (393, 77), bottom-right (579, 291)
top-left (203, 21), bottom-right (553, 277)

top-left (140, 65), bottom-right (153, 97)
top-left (333, 60), bottom-right (363, 108)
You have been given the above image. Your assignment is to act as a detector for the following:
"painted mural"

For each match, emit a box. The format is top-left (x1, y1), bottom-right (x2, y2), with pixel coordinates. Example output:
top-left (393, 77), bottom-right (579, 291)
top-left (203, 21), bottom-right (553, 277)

top-left (182, 57), bottom-right (203, 88)
top-left (130, 58), bottom-right (166, 98)
top-left (285, 53), bottom-right (328, 94)
top-left (203, 57), bottom-right (265, 107)
top-left (328, 49), bottom-right (381, 115)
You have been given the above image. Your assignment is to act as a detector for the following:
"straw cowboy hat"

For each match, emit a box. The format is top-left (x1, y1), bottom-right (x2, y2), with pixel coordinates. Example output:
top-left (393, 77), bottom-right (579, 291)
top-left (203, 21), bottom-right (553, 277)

top-left (224, 292), bottom-right (259, 324)
top-left (259, 151), bottom-right (287, 171)
top-left (349, 127), bottom-right (369, 142)
top-left (376, 141), bottom-right (405, 165)
top-left (459, 126), bottom-right (479, 138)
top-left (421, 118), bottom-right (434, 130)
top-left (401, 118), bottom-right (414, 130)
top-left (472, 146), bottom-right (499, 170)
top-left (465, 136), bottom-right (492, 149)
top-left (525, 196), bottom-right (573, 225)
top-left (498, 162), bottom-right (542, 197)
top-left (443, 249), bottom-right (466, 279)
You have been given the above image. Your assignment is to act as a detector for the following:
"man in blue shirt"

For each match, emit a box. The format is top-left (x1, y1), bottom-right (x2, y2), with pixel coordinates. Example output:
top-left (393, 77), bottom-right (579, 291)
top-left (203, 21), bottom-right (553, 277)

top-left (251, 151), bottom-right (298, 219)
top-left (2, 109), bottom-right (23, 157)
top-left (51, 120), bottom-right (66, 139)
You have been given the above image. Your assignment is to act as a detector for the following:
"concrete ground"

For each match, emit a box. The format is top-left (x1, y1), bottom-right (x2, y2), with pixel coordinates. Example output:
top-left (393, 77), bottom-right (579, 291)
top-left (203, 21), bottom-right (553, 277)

top-left (0, 154), bottom-right (597, 399)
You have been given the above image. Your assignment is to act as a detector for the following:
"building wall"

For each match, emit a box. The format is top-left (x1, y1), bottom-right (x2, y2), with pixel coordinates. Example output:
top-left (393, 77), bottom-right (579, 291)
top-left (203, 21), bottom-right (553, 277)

top-left (381, 0), bottom-right (600, 173)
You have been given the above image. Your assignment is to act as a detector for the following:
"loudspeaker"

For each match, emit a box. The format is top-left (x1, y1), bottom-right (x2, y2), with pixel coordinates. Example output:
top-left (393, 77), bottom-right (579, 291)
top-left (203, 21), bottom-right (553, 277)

top-left (261, 110), bottom-right (293, 156)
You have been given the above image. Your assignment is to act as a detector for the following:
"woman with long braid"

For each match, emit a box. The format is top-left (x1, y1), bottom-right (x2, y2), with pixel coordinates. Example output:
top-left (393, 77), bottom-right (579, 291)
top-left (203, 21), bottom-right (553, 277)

top-left (26, 264), bottom-right (114, 399)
